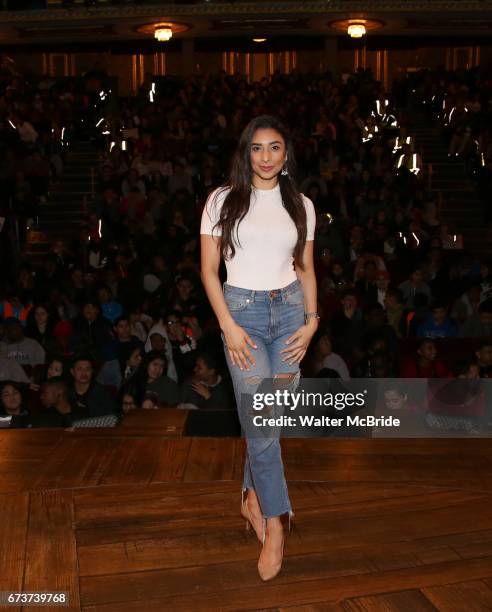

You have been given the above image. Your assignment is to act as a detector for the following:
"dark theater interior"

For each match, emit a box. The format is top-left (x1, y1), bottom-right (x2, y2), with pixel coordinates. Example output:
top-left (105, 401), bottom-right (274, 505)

top-left (2, 0), bottom-right (492, 608)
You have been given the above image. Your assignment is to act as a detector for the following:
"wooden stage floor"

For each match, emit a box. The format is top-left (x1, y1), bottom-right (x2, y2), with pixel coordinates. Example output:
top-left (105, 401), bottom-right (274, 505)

top-left (2, 409), bottom-right (492, 611)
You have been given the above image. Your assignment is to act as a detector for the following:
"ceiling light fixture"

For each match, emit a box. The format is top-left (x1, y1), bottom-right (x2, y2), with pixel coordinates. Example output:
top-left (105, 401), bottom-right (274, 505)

top-left (253, 38), bottom-right (267, 43)
top-left (347, 22), bottom-right (366, 38)
top-left (137, 21), bottom-right (189, 40)
top-left (155, 26), bottom-right (173, 42)
top-left (329, 18), bottom-right (383, 37)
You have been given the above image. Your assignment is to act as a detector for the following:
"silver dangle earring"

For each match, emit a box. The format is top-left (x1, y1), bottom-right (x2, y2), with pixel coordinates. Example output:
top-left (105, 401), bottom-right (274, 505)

top-left (281, 161), bottom-right (288, 176)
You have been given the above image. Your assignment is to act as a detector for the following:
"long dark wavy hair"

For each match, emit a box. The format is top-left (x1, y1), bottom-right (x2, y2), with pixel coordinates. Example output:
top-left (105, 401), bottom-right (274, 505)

top-left (211, 115), bottom-right (308, 270)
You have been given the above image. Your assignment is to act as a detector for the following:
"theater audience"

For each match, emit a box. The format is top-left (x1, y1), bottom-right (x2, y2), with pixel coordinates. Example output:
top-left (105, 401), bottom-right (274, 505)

top-left (1, 65), bottom-right (492, 428)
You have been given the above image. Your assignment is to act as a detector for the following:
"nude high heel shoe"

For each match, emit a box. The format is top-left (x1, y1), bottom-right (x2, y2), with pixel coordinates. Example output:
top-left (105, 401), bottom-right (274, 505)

top-left (257, 530), bottom-right (284, 581)
top-left (257, 512), bottom-right (292, 581)
top-left (241, 489), bottom-right (265, 544)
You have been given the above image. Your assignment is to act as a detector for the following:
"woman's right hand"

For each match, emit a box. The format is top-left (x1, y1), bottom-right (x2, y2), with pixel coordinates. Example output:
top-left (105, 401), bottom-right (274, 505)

top-left (222, 321), bottom-right (257, 370)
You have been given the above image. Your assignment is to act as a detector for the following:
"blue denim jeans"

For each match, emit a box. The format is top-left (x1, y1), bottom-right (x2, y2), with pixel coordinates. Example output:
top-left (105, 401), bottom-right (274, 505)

top-left (221, 278), bottom-right (304, 520)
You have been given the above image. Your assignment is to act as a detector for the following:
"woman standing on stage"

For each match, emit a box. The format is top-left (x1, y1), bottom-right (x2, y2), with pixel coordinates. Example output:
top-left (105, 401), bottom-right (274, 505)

top-left (200, 115), bottom-right (318, 581)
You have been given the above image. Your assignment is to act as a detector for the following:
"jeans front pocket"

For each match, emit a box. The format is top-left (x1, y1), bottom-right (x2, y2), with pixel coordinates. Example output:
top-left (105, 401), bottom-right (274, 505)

top-left (224, 294), bottom-right (252, 312)
top-left (284, 288), bottom-right (304, 307)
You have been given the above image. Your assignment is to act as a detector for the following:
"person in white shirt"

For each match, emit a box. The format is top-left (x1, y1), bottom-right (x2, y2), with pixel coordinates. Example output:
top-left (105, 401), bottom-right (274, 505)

top-left (0, 357), bottom-right (30, 384)
top-left (200, 115), bottom-right (317, 581)
top-left (0, 318), bottom-right (45, 367)
top-left (309, 329), bottom-right (350, 380)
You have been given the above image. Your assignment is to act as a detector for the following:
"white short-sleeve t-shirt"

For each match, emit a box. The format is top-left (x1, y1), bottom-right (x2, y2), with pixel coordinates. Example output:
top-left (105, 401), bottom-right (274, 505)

top-left (200, 183), bottom-right (316, 290)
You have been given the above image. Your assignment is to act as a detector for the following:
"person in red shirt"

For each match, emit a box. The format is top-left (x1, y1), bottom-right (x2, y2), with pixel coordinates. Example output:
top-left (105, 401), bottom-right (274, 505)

top-left (400, 338), bottom-right (451, 378)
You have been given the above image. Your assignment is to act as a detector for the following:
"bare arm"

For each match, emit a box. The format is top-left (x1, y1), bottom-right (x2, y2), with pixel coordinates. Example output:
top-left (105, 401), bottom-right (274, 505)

top-left (200, 234), bottom-right (257, 370)
top-left (296, 239), bottom-right (318, 319)
top-left (200, 234), bottom-right (234, 330)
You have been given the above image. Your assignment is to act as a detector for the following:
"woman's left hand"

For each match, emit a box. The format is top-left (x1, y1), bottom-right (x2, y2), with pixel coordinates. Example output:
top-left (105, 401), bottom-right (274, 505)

top-left (280, 321), bottom-right (318, 365)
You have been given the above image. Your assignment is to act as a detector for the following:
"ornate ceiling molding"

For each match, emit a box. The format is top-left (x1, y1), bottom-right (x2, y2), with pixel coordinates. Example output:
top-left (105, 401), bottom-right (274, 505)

top-left (1, 1), bottom-right (492, 23)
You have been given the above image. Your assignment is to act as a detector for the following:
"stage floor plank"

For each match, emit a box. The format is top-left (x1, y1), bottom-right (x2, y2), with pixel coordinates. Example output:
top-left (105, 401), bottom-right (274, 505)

top-left (1, 430), bottom-right (492, 610)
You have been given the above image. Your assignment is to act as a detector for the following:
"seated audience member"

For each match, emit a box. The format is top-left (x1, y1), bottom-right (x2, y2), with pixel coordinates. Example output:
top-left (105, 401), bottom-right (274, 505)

top-left (354, 259), bottom-right (378, 307)
top-left (459, 298), bottom-right (492, 338)
top-left (144, 318), bottom-right (178, 381)
top-left (376, 270), bottom-right (391, 309)
top-left (406, 292), bottom-right (431, 337)
top-left (451, 283), bottom-right (482, 325)
top-left (97, 345), bottom-right (142, 389)
top-left (475, 343), bottom-right (492, 378)
top-left (162, 310), bottom-right (198, 382)
top-left (352, 337), bottom-right (394, 378)
top-left (142, 254), bottom-right (171, 295)
top-left (307, 329), bottom-right (350, 380)
top-left (182, 352), bottom-right (233, 409)
top-left (65, 266), bottom-right (89, 305)
top-left (401, 339), bottom-right (451, 378)
top-left (361, 303), bottom-right (398, 355)
top-left (369, 350), bottom-right (396, 378)
top-left (383, 386), bottom-right (420, 412)
top-left (98, 285), bottom-right (123, 324)
top-left (51, 320), bottom-right (75, 359)
top-left (417, 302), bottom-right (457, 339)
top-left (168, 275), bottom-right (201, 317)
top-left (68, 355), bottom-right (118, 418)
top-left (453, 359), bottom-right (481, 380)
top-left (34, 377), bottom-right (74, 427)
top-left (24, 303), bottom-right (59, 356)
top-left (118, 384), bottom-right (141, 415)
top-left (46, 287), bottom-right (77, 322)
top-left (330, 289), bottom-right (363, 359)
top-left (129, 308), bottom-right (150, 342)
top-left (30, 356), bottom-right (67, 387)
top-left (0, 381), bottom-right (30, 428)
top-left (133, 350), bottom-right (181, 406)
top-left (0, 356), bottom-right (30, 383)
top-left (70, 300), bottom-right (113, 360)
top-left (398, 267), bottom-right (431, 310)
top-left (46, 357), bottom-right (66, 380)
top-left (105, 315), bottom-right (143, 361)
top-left (0, 292), bottom-right (33, 327)
top-left (383, 288), bottom-right (405, 339)
top-left (0, 317), bottom-right (45, 367)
